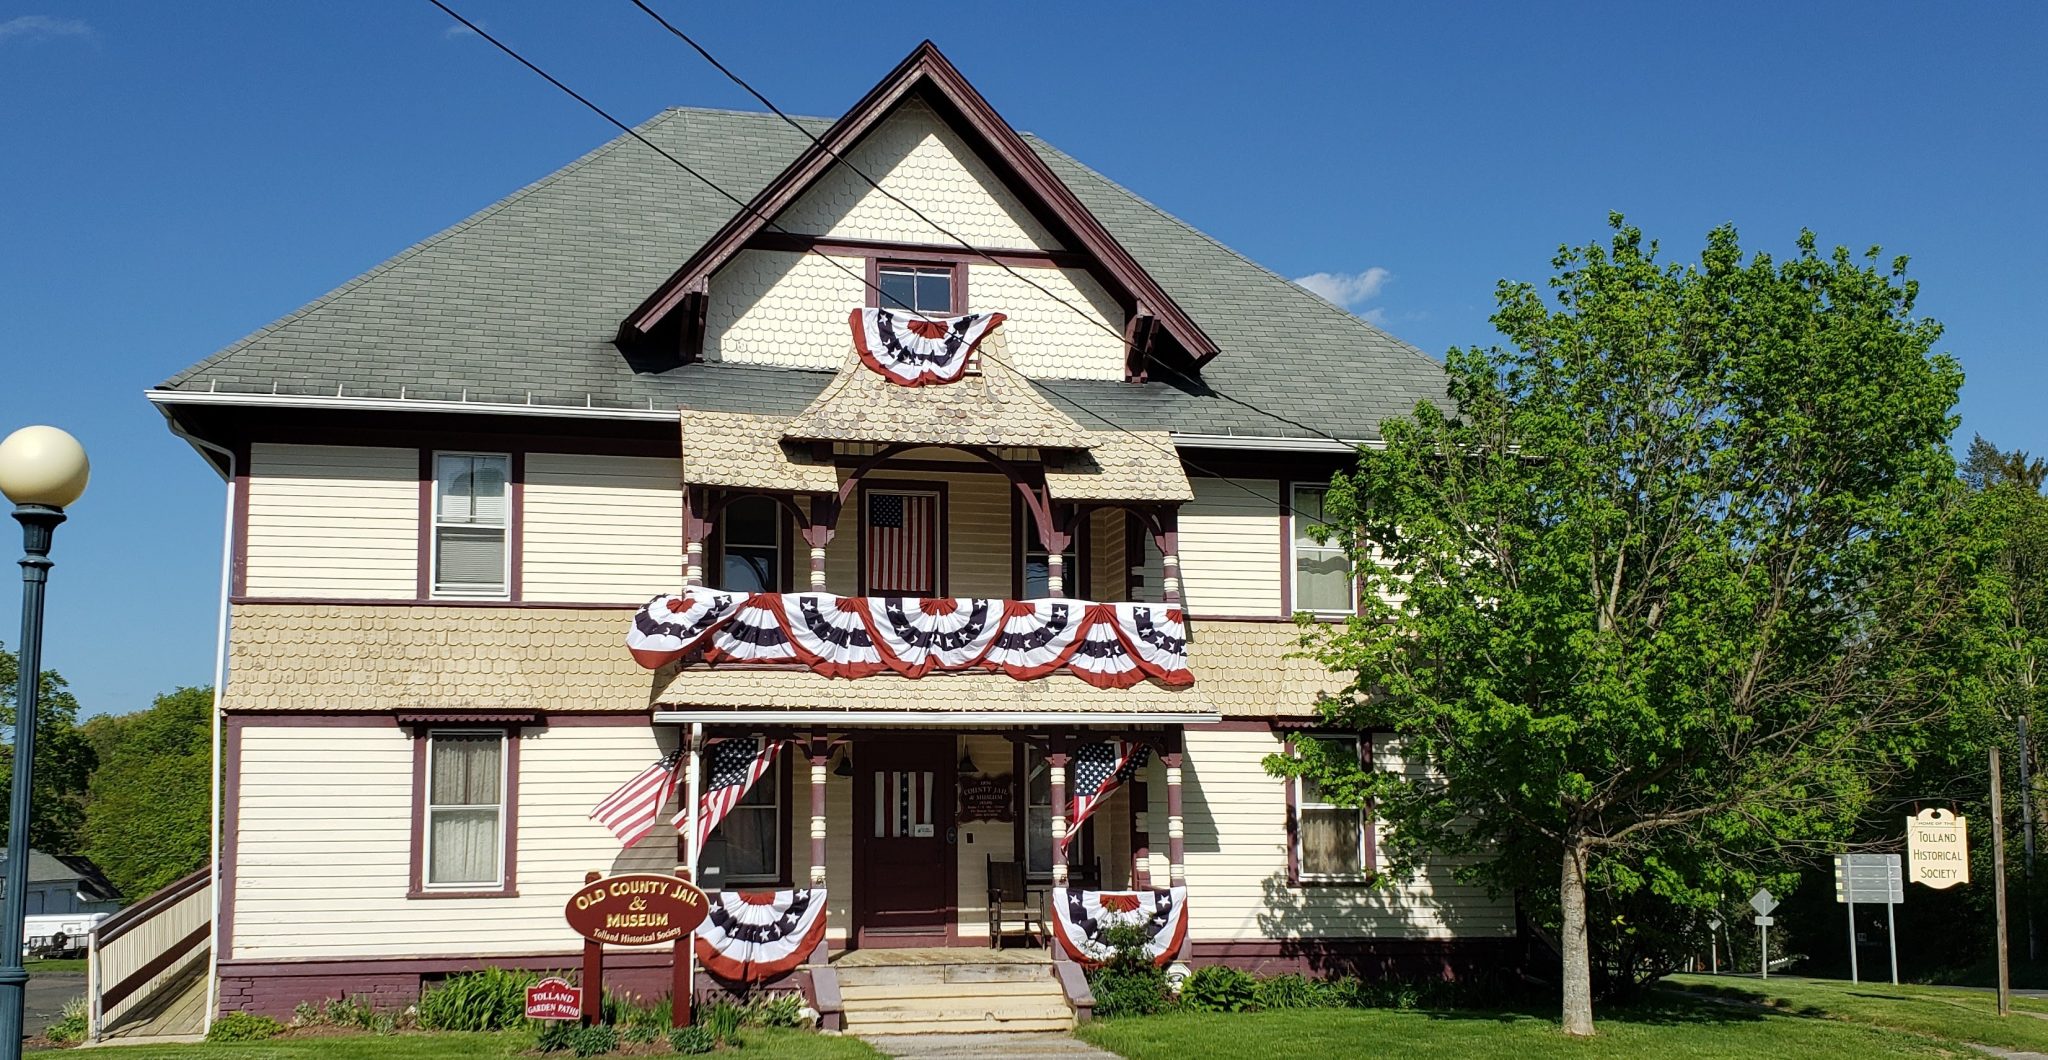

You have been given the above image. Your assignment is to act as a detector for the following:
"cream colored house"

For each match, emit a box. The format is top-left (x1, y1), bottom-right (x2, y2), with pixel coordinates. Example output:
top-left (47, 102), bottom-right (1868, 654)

top-left (150, 43), bottom-right (1514, 1027)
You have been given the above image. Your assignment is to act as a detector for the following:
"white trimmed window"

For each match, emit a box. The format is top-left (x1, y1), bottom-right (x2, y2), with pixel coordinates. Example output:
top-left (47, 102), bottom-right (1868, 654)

top-left (425, 731), bottom-right (506, 889)
top-left (707, 758), bottom-right (780, 884)
top-left (1291, 484), bottom-right (1357, 615)
top-left (878, 263), bottom-right (954, 315)
top-left (1295, 735), bottom-right (1368, 880)
top-left (433, 453), bottom-right (510, 597)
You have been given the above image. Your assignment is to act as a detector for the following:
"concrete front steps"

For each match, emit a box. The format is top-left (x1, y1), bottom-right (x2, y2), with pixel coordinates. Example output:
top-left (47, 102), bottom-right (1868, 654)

top-left (835, 951), bottom-right (1073, 1035)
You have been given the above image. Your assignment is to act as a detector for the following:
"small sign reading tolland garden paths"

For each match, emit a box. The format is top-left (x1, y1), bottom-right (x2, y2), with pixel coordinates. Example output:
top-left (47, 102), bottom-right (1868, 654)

top-left (525, 977), bottom-right (581, 1021)
top-left (563, 872), bottom-right (710, 947)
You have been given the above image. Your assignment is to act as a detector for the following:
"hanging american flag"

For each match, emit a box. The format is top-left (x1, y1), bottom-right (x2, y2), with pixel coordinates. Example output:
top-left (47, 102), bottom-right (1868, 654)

top-left (686, 737), bottom-right (782, 852)
top-left (866, 492), bottom-right (934, 594)
top-left (1066, 740), bottom-right (1150, 841)
top-left (589, 749), bottom-right (682, 848)
top-left (874, 770), bottom-right (936, 838)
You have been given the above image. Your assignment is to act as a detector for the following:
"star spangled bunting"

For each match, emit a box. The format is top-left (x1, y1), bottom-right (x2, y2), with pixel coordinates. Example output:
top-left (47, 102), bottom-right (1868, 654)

top-left (1065, 739), bottom-right (1149, 842)
top-left (589, 749), bottom-right (683, 848)
top-left (683, 737), bottom-right (782, 852)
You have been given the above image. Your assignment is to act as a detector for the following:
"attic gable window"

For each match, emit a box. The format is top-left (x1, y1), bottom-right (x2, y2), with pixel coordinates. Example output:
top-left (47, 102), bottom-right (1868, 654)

top-left (877, 263), bottom-right (957, 316)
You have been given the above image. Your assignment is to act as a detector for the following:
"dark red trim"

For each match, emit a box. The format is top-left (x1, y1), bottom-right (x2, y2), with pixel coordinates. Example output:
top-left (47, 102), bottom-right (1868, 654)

top-left (620, 41), bottom-right (1218, 366)
top-left (850, 734), bottom-right (960, 947)
top-left (1277, 476), bottom-right (1292, 616)
top-left (855, 478), bottom-right (950, 596)
top-left (415, 449), bottom-right (433, 600)
top-left (509, 450), bottom-right (526, 602)
top-left (1283, 734), bottom-right (1299, 886)
top-left (220, 717), bottom-right (244, 960)
top-left (221, 713), bottom-right (401, 727)
top-left (1284, 731), bottom-right (1374, 887)
top-left (228, 596), bottom-right (641, 610)
top-left (407, 724), bottom-right (522, 899)
top-left (95, 866), bottom-right (213, 945)
top-left (101, 922), bottom-right (212, 1010)
top-left (230, 440), bottom-right (251, 598)
top-left (748, 232), bottom-right (1090, 270)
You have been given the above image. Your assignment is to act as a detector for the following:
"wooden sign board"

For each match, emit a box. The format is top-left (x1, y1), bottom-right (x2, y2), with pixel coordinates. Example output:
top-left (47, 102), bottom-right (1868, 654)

top-left (958, 773), bottom-right (1016, 823)
top-left (1906, 808), bottom-right (1969, 889)
top-left (525, 976), bottom-right (581, 1021)
top-left (563, 872), bottom-right (710, 946)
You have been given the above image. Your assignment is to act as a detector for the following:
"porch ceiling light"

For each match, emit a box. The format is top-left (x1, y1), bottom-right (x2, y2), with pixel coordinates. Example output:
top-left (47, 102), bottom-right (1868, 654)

top-left (0, 427), bottom-right (90, 509)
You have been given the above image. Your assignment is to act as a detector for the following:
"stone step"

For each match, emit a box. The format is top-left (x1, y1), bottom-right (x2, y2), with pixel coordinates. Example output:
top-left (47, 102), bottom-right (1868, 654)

top-left (835, 962), bottom-right (1052, 987)
top-left (840, 979), bottom-right (1062, 1002)
top-left (842, 1004), bottom-right (1075, 1035)
top-left (847, 1016), bottom-right (1077, 1036)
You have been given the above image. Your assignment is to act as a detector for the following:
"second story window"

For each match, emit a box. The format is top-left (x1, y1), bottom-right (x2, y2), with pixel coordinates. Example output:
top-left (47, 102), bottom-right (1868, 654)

top-left (1021, 512), bottom-right (1078, 599)
top-left (1291, 483), bottom-right (1356, 615)
top-left (717, 496), bottom-right (786, 593)
top-left (877, 263), bottom-right (955, 315)
top-left (433, 453), bottom-right (510, 598)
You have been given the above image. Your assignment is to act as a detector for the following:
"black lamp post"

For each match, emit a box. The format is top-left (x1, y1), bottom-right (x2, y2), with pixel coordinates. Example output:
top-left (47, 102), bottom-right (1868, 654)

top-left (0, 426), bottom-right (89, 1058)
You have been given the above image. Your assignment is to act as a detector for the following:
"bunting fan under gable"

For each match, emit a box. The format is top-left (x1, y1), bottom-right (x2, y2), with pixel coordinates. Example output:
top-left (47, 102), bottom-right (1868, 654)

top-left (1050, 886), bottom-right (1189, 967)
top-left (626, 587), bottom-right (1192, 688)
top-left (694, 888), bottom-right (828, 982)
top-left (849, 308), bottom-right (1006, 386)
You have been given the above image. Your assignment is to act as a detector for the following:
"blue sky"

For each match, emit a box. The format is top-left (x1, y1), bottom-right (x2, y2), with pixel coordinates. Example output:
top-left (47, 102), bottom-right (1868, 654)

top-left (3, 2), bottom-right (2044, 717)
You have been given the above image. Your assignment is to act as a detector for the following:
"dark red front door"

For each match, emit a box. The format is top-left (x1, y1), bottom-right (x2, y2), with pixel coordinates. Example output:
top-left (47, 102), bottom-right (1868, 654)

top-left (854, 736), bottom-right (955, 946)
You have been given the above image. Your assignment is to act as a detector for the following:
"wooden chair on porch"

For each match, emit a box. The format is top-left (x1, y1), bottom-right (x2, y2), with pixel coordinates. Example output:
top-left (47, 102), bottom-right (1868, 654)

top-left (986, 857), bottom-right (1044, 949)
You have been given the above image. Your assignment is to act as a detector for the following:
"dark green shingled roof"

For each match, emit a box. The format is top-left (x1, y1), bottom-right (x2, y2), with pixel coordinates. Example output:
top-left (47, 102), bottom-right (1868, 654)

top-left (159, 107), bottom-right (1446, 442)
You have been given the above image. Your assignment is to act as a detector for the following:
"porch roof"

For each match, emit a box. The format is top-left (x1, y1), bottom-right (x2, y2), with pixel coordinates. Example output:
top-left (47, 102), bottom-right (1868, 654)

top-left (1042, 431), bottom-right (1193, 502)
top-left (780, 332), bottom-right (1091, 450)
top-left (652, 667), bottom-right (1218, 723)
top-left (679, 411), bottom-right (839, 492)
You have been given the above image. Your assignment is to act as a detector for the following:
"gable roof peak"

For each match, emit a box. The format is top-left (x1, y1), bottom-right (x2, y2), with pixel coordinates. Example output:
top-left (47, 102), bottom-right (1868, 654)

top-left (620, 40), bottom-right (1217, 374)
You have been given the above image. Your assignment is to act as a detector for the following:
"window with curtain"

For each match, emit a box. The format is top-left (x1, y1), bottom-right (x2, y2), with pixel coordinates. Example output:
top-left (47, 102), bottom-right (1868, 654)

top-left (706, 758), bottom-right (780, 883)
top-left (1295, 735), bottom-right (1368, 879)
top-left (426, 731), bottom-right (505, 888)
top-left (434, 453), bottom-right (510, 597)
top-left (717, 496), bottom-right (784, 593)
top-left (1025, 751), bottom-right (1053, 877)
top-left (877, 263), bottom-right (955, 315)
top-left (1291, 484), bottom-right (1356, 615)
top-left (1020, 511), bottom-right (1078, 599)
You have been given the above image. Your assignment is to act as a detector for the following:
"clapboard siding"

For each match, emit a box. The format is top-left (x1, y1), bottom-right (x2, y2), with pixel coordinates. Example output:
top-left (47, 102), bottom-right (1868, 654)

top-left (523, 454), bottom-right (682, 603)
top-left (1178, 477), bottom-right (1282, 616)
top-left (1177, 728), bottom-right (1515, 940)
top-left (244, 444), bottom-right (416, 598)
top-left (233, 724), bottom-right (679, 961)
top-left (1089, 508), bottom-right (1127, 602)
top-left (822, 467), bottom-right (1012, 598)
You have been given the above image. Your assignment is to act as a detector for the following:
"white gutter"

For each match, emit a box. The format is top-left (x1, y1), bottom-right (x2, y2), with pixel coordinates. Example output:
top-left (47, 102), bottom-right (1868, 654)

top-left (156, 411), bottom-right (232, 1035)
top-left (653, 710), bottom-right (1220, 726)
top-left (144, 389), bottom-right (679, 423)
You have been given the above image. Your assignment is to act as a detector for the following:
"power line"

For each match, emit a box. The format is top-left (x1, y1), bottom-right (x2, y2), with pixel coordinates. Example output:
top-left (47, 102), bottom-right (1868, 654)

top-left (424, 1), bottom-right (1344, 530)
top-left (620, 0), bottom-right (1359, 450)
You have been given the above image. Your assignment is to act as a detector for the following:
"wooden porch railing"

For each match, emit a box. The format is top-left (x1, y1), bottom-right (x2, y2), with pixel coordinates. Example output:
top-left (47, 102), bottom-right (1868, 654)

top-left (87, 865), bottom-right (212, 1040)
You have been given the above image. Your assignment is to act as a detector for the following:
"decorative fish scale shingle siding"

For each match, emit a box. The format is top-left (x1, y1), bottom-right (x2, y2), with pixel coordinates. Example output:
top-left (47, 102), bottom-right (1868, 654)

top-left (244, 444), bottom-right (416, 599)
top-left (703, 250), bottom-right (866, 367)
top-left (1157, 729), bottom-right (1515, 940)
top-left (966, 264), bottom-right (1125, 380)
top-left (522, 454), bottom-right (683, 604)
top-left (160, 109), bottom-right (1445, 443)
top-left (776, 98), bottom-right (1062, 250)
top-left (231, 723), bottom-right (679, 961)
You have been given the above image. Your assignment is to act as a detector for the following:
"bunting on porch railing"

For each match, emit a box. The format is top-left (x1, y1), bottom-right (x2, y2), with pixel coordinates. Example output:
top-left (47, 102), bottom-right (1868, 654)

top-left (1050, 886), bottom-right (1189, 967)
top-left (627, 589), bottom-right (1191, 688)
top-left (849, 308), bottom-right (1006, 386)
top-left (695, 888), bottom-right (828, 982)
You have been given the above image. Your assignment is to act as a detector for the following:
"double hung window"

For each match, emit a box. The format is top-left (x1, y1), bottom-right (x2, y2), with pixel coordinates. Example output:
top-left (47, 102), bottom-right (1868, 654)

top-left (718, 496), bottom-right (785, 593)
top-left (1294, 735), bottom-right (1369, 880)
top-left (424, 731), bottom-right (507, 889)
top-left (433, 453), bottom-right (510, 597)
top-left (706, 757), bottom-right (781, 884)
top-left (1290, 484), bottom-right (1357, 615)
top-left (877, 263), bottom-right (955, 315)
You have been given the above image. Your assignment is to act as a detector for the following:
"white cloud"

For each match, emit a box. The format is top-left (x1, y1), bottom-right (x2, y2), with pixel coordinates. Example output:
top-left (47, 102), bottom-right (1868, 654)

top-left (0, 15), bottom-right (92, 44)
top-left (1293, 267), bottom-right (1391, 309)
top-left (442, 22), bottom-right (478, 39)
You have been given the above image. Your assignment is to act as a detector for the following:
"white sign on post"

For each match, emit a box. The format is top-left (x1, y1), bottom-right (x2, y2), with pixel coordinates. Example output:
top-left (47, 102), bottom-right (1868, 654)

top-left (1750, 888), bottom-right (1778, 916)
top-left (1750, 888), bottom-right (1777, 979)
top-left (1907, 809), bottom-right (1969, 889)
top-left (1834, 853), bottom-right (1904, 985)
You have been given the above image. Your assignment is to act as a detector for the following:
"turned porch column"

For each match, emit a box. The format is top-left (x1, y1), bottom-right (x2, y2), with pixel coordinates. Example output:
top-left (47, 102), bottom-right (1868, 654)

top-left (808, 734), bottom-right (829, 887)
top-left (1162, 728), bottom-right (1186, 886)
top-left (1153, 508), bottom-right (1182, 606)
top-left (1131, 769), bottom-right (1152, 890)
top-left (804, 494), bottom-right (837, 592)
top-left (1048, 736), bottom-right (1072, 887)
top-left (682, 487), bottom-right (712, 588)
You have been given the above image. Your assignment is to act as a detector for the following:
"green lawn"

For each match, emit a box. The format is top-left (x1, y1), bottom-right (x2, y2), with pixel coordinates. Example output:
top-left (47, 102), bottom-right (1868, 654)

top-left (1668, 973), bottom-right (2048, 1054)
top-left (1076, 994), bottom-right (1979, 1059)
top-left (26, 958), bottom-right (86, 974)
top-left (46, 1027), bottom-right (878, 1059)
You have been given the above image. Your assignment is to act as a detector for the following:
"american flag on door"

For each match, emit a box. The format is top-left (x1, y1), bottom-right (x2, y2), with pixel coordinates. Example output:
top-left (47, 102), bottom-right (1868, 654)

top-left (684, 737), bottom-right (781, 852)
top-left (875, 770), bottom-right (937, 838)
top-left (1065, 739), bottom-right (1150, 841)
top-left (866, 492), bottom-right (935, 594)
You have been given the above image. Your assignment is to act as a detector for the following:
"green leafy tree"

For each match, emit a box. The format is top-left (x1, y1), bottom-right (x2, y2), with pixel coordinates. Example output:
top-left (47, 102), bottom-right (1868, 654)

top-left (0, 641), bottom-right (96, 853)
top-left (1271, 217), bottom-right (1979, 1034)
top-left (80, 685), bottom-right (212, 900)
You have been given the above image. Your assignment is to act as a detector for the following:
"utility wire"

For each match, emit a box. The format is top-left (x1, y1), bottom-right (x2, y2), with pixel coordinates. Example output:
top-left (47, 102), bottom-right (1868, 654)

top-left (425, 0), bottom-right (1344, 531)
top-left (621, 0), bottom-right (1361, 450)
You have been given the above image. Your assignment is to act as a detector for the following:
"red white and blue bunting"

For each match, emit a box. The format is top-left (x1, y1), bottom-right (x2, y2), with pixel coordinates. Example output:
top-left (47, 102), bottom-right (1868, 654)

top-left (1050, 886), bottom-right (1189, 967)
top-left (628, 589), bottom-right (1190, 689)
top-left (694, 888), bottom-right (828, 982)
top-left (848, 308), bottom-right (1006, 387)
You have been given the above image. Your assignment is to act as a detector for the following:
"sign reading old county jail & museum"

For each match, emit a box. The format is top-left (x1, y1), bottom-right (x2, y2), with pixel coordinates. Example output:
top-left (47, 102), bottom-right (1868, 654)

top-left (563, 872), bottom-right (709, 946)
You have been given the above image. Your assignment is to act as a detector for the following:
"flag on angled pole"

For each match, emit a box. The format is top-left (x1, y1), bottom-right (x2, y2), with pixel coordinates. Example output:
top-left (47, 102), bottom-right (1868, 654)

top-left (1065, 740), bottom-right (1150, 842)
top-left (589, 749), bottom-right (683, 848)
top-left (683, 737), bottom-right (783, 851)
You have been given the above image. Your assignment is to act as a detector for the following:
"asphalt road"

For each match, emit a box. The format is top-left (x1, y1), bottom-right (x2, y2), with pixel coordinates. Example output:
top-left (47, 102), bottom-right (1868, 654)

top-left (25, 972), bottom-right (83, 1036)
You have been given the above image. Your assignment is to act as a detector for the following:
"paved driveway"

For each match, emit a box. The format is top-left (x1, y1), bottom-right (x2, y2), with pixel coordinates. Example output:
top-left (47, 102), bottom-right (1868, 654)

top-left (26, 972), bottom-right (84, 1037)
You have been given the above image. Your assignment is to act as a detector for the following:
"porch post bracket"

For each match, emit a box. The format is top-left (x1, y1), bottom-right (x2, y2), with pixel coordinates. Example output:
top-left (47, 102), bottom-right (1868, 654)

top-left (836, 443), bottom-right (921, 504)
